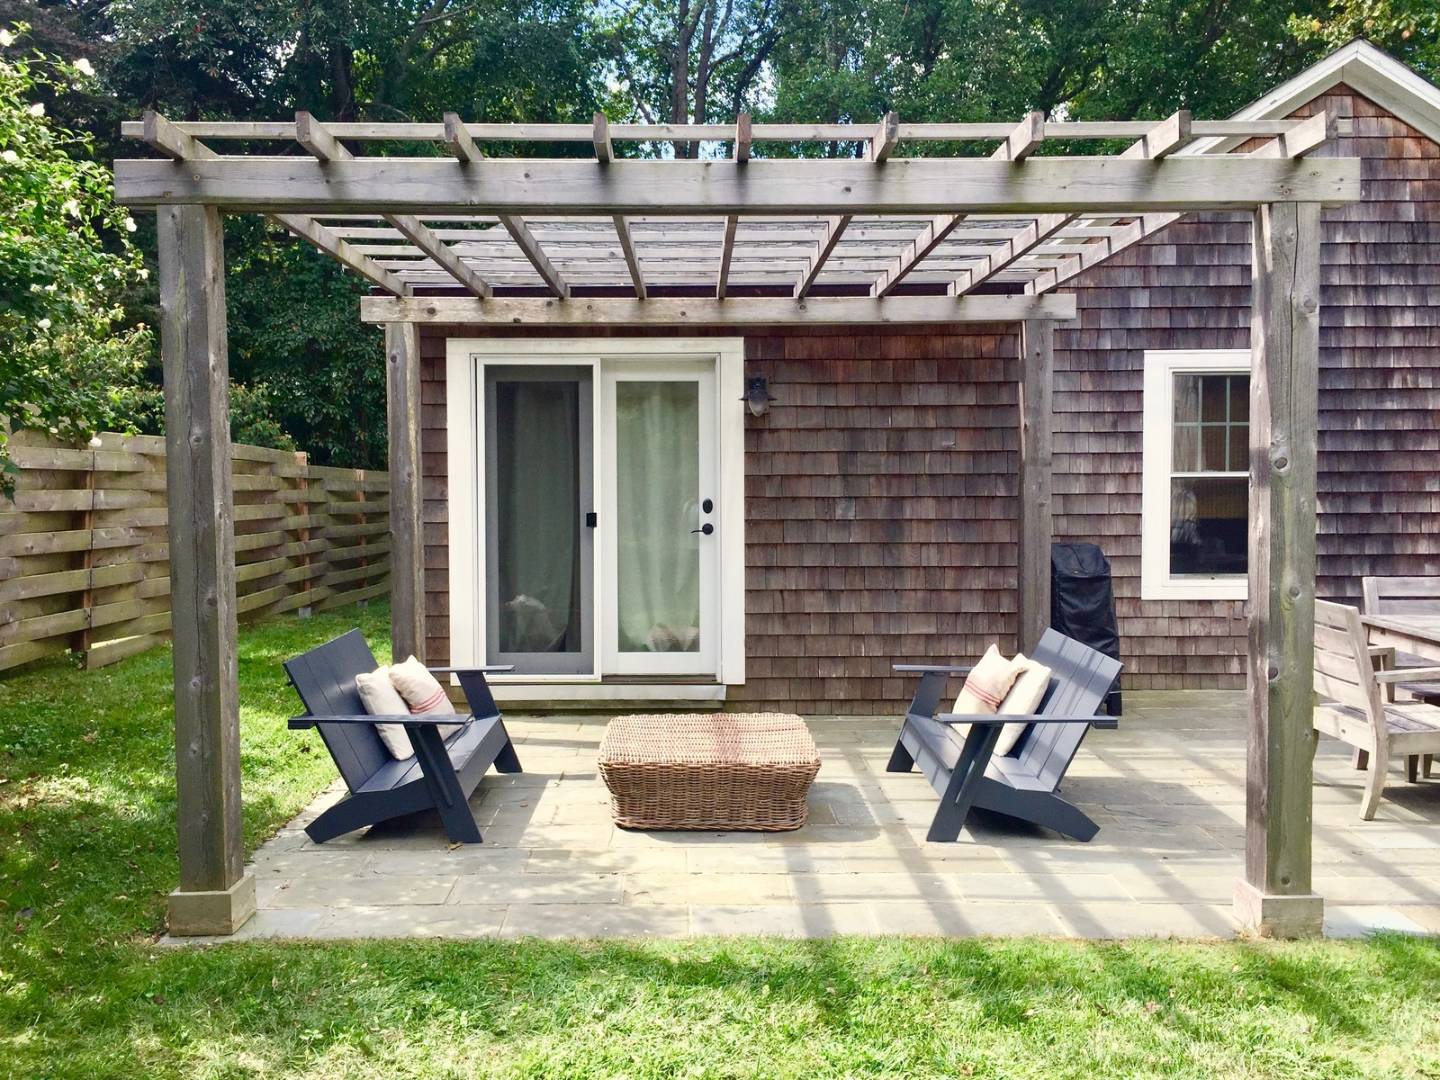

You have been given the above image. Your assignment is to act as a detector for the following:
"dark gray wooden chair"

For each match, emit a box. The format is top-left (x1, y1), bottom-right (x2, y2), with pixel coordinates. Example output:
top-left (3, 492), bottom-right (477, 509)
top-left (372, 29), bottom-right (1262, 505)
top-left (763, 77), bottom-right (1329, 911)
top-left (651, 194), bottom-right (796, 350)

top-left (887, 629), bottom-right (1123, 842)
top-left (284, 629), bottom-right (521, 844)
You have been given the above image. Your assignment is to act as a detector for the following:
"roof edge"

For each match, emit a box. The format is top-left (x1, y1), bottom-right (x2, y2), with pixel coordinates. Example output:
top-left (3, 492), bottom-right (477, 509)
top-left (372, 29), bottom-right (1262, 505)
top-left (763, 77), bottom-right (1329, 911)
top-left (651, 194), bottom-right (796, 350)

top-left (1184, 38), bottom-right (1440, 155)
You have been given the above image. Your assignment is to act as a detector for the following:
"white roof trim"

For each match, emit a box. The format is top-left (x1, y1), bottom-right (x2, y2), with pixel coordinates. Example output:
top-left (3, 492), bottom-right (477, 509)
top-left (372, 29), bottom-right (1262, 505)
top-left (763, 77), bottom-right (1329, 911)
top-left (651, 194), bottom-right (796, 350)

top-left (1185, 39), bottom-right (1440, 155)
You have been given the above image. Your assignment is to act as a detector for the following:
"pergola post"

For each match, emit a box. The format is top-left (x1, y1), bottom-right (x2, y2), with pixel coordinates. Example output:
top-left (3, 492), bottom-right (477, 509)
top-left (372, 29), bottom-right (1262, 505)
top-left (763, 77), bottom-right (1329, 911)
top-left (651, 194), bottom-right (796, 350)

top-left (1017, 319), bottom-right (1054, 652)
top-left (386, 321), bottom-right (425, 663)
top-left (1234, 201), bottom-right (1324, 938)
top-left (158, 204), bottom-right (255, 936)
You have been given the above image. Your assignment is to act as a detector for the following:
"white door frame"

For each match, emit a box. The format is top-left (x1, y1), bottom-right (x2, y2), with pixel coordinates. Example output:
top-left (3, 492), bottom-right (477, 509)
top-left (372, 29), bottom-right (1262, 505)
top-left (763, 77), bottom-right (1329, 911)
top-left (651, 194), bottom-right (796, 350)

top-left (445, 336), bottom-right (746, 686)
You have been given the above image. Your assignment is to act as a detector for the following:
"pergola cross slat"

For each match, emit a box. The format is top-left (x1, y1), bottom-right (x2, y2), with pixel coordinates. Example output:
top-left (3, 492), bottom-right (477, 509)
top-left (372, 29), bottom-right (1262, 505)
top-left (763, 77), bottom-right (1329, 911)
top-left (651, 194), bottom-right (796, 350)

top-left (117, 109), bottom-right (1358, 942)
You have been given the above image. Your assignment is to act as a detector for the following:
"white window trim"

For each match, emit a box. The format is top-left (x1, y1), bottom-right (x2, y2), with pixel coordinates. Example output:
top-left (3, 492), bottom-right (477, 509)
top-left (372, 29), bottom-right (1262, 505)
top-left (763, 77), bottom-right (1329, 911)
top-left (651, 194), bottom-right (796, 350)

top-left (445, 336), bottom-right (746, 686)
top-left (1140, 349), bottom-right (1251, 602)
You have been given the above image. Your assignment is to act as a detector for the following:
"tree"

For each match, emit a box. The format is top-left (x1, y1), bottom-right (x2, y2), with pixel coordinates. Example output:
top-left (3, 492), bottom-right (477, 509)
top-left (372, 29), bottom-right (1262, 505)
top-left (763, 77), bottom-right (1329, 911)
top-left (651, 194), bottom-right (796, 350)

top-left (600, 0), bottom-right (793, 154)
top-left (1293, 1), bottom-right (1440, 79)
top-left (0, 25), bottom-right (151, 494)
top-left (767, 0), bottom-right (1331, 137)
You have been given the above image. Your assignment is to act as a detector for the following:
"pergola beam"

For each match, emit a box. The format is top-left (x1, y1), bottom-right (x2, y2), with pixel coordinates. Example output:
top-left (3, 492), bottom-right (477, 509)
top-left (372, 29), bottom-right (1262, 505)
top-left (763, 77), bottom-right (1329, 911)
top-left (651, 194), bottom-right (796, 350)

top-left (871, 111), bottom-right (1047, 297)
top-left (359, 293), bottom-right (1077, 326)
top-left (294, 111), bottom-right (486, 298)
top-left (955, 213), bottom-right (1070, 294)
top-left (270, 214), bottom-right (411, 296)
top-left (870, 112), bottom-right (899, 161)
top-left (121, 116), bottom-right (1341, 145)
top-left (444, 112), bottom-right (481, 162)
top-left (385, 214), bottom-right (491, 298)
top-left (113, 156), bottom-right (1360, 214)
top-left (795, 216), bottom-right (853, 298)
top-left (499, 215), bottom-right (569, 297)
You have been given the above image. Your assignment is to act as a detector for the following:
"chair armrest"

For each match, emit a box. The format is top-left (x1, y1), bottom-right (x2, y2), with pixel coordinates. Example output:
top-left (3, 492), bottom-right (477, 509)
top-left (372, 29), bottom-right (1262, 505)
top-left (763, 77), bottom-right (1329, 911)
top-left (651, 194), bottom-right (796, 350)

top-left (935, 712), bottom-right (1118, 731)
top-left (429, 665), bottom-right (515, 675)
top-left (893, 664), bottom-right (973, 675)
top-left (1375, 667), bottom-right (1440, 683)
top-left (289, 713), bottom-right (465, 730)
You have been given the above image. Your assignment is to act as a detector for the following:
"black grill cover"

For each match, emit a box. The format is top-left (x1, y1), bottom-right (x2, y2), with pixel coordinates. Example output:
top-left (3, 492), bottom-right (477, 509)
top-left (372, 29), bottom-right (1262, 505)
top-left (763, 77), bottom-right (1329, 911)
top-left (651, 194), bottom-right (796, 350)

top-left (1050, 543), bottom-right (1121, 713)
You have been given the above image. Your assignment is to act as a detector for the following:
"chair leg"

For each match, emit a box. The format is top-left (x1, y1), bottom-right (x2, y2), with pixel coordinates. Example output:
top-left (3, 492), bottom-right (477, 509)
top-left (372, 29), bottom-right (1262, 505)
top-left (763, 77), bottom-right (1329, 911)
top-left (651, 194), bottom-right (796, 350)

top-left (1425, 754), bottom-right (1435, 779)
top-left (493, 726), bottom-right (523, 774)
top-left (1359, 747), bottom-right (1388, 821)
top-left (1406, 755), bottom-right (1420, 784)
top-left (410, 725), bottom-right (483, 844)
top-left (886, 726), bottom-right (916, 773)
top-left (1352, 746), bottom-right (1369, 771)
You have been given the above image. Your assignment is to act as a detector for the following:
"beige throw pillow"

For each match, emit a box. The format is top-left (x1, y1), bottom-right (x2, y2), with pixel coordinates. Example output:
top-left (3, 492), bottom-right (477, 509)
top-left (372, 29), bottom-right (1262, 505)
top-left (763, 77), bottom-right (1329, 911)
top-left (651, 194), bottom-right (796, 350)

top-left (953, 644), bottom-right (1022, 714)
top-left (356, 666), bottom-right (421, 760)
top-left (992, 652), bottom-right (1055, 757)
top-left (949, 644), bottom-right (1023, 744)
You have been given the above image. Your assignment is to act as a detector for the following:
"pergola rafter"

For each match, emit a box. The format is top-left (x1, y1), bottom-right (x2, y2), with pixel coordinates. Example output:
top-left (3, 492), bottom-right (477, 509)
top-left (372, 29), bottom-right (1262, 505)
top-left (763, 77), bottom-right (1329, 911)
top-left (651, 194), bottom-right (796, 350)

top-left (118, 108), bottom-right (1358, 942)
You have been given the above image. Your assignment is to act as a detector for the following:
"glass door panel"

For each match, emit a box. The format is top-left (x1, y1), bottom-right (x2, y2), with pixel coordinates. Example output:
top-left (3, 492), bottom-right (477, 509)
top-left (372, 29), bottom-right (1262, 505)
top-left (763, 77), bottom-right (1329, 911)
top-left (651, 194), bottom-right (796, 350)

top-left (483, 365), bottom-right (593, 674)
top-left (614, 380), bottom-right (701, 653)
top-left (602, 362), bottom-right (718, 675)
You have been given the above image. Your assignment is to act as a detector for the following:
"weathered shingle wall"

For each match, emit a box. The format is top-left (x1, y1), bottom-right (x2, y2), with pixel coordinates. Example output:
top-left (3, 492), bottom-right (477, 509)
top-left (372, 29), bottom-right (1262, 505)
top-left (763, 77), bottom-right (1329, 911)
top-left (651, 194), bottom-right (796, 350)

top-left (418, 324), bottom-right (1020, 713)
top-left (1055, 84), bottom-right (1440, 689)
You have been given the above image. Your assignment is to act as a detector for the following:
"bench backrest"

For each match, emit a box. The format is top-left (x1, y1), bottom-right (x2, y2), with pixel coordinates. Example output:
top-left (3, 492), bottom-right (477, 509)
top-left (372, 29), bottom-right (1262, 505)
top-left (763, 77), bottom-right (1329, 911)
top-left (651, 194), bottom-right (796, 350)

top-left (283, 629), bottom-right (392, 791)
top-left (1012, 629), bottom-right (1124, 791)
top-left (1361, 576), bottom-right (1440, 617)
top-left (1314, 600), bottom-right (1387, 750)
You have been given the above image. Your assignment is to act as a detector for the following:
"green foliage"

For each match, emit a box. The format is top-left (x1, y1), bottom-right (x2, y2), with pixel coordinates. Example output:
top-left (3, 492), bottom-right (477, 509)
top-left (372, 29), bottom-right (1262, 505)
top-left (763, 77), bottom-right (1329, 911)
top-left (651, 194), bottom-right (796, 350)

top-left (1293, 1), bottom-right (1440, 78)
top-left (767, 0), bottom-right (1332, 136)
top-left (0, 24), bottom-right (151, 493)
top-left (223, 217), bottom-right (385, 468)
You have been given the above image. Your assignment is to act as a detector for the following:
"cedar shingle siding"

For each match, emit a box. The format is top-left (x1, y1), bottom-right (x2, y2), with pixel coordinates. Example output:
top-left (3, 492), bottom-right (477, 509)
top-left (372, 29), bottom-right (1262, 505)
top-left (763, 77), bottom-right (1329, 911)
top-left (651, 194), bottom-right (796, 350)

top-left (1054, 84), bottom-right (1440, 690)
top-left (420, 83), bottom-right (1440, 709)
top-left (419, 324), bottom-right (1021, 714)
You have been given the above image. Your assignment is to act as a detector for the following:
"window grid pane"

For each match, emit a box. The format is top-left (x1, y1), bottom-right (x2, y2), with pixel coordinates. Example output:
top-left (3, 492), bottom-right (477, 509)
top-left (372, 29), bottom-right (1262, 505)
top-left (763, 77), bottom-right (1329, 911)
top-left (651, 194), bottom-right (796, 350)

top-left (1168, 371), bottom-right (1250, 577)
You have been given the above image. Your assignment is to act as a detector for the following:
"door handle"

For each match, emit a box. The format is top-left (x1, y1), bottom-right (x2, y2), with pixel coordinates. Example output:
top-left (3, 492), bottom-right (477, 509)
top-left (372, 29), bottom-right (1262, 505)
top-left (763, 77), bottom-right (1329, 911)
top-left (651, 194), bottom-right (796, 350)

top-left (691, 523), bottom-right (714, 536)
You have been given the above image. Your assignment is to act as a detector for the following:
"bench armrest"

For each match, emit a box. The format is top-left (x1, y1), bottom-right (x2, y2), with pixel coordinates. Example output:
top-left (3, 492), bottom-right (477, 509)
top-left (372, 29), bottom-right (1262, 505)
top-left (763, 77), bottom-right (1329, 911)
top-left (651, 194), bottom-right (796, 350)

top-left (289, 713), bottom-right (466, 731)
top-left (935, 712), bottom-right (1118, 731)
top-left (893, 664), bottom-right (973, 675)
top-left (1375, 667), bottom-right (1440, 683)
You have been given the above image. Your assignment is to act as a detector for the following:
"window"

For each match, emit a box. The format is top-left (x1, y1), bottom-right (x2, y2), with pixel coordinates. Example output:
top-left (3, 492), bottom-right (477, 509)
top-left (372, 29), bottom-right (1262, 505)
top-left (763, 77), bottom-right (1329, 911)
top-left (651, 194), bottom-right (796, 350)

top-left (1141, 350), bottom-right (1250, 600)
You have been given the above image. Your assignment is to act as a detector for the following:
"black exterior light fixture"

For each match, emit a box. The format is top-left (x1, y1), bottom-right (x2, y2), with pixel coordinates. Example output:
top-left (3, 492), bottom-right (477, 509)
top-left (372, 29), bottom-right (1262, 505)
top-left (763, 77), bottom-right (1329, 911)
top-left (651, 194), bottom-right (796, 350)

top-left (743, 376), bottom-right (776, 418)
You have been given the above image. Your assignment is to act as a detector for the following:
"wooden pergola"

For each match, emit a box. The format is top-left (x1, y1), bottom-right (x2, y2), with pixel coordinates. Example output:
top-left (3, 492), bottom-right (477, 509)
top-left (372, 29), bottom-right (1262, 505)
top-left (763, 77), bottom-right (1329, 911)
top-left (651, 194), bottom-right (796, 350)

top-left (113, 109), bottom-right (1359, 938)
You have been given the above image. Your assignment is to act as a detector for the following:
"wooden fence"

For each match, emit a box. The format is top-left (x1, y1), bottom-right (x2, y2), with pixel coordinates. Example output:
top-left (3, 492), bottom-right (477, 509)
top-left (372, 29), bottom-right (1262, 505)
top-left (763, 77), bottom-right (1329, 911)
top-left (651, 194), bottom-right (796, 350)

top-left (0, 429), bottom-right (390, 672)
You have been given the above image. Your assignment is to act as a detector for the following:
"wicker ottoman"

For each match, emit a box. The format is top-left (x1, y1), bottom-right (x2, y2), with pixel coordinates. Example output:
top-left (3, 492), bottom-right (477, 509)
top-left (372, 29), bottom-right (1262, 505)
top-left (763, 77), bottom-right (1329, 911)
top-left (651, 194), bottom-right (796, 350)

top-left (598, 713), bottom-right (821, 831)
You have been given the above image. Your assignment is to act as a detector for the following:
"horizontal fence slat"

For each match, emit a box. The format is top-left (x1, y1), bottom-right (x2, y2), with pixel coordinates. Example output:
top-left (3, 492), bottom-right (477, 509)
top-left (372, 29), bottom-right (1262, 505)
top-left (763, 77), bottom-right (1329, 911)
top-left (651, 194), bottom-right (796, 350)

top-left (0, 431), bottom-right (390, 672)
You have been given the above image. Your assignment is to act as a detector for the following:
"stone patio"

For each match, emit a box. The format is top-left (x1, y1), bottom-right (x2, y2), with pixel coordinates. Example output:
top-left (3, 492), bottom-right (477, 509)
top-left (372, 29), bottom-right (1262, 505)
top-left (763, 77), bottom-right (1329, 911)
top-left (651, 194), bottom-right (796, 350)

top-left (212, 691), bottom-right (1440, 942)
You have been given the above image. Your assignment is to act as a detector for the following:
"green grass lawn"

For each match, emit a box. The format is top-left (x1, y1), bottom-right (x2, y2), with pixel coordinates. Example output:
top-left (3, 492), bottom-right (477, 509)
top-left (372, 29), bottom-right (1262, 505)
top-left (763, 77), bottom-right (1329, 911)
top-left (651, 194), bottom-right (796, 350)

top-left (2, 605), bottom-right (1439, 1079)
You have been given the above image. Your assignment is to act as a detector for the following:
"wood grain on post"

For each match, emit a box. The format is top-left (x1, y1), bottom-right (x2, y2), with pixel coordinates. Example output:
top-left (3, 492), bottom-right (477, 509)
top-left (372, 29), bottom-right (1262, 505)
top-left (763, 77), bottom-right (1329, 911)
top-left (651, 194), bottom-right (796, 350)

top-left (1017, 319), bottom-right (1054, 654)
top-left (158, 203), bottom-right (253, 933)
top-left (1242, 200), bottom-right (1322, 935)
top-left (386, 322), bottom-right (425, 663)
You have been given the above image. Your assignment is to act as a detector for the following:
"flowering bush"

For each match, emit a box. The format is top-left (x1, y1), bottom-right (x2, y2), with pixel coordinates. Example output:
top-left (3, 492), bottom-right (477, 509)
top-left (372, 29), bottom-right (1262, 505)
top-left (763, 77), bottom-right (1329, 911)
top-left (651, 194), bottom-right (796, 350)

top-left (0, 23), bottom-right (152, 495)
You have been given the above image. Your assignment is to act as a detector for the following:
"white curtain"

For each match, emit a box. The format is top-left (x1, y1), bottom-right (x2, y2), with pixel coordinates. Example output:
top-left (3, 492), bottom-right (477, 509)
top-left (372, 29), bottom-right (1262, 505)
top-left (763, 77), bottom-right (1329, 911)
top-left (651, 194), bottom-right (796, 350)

top-left (615, 381), bottom-right (700, 652)
top-left (495, 381), bottom-right (578, 653)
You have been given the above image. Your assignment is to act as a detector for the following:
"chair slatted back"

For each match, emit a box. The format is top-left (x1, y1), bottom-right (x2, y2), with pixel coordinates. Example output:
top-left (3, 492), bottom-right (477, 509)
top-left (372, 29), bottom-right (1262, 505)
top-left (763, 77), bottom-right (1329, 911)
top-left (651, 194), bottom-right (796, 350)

top-left (1361, 576), bottom-right (1440, 617)
top-left (1014, 629), bottom-right (1124, 791)
top-left (284, 629), bottom-right (392, 791)
top-left (1314, 600), bottom-right (1385, 739)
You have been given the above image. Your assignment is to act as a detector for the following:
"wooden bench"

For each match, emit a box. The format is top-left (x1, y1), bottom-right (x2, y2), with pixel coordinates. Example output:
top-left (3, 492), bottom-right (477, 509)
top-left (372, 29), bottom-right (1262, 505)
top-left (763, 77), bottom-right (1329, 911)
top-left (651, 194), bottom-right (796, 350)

top-left (284, 629), bottom-right (521, 843)
top-left (886, 629), bottom-right (1123, 842)
top-left (1315, 600), bottom-right (1440, 819)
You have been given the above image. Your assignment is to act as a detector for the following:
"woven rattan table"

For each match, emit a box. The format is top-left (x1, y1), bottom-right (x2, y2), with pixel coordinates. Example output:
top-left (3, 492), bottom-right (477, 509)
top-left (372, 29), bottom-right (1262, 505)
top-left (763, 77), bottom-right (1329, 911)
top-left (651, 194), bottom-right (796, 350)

top-left (598, 713), bottom-right (821, 831)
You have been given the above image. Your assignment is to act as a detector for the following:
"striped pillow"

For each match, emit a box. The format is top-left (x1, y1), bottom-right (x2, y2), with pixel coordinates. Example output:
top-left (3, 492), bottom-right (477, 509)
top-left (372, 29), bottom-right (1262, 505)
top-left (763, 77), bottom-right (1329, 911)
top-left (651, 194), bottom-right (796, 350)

top-left (387, 655), bottom-right (463, 746)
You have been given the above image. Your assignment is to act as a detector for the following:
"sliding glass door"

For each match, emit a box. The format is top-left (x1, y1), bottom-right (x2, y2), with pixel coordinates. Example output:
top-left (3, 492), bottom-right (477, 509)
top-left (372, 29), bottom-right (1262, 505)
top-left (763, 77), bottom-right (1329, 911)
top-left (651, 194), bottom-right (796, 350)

top-left (483, 365), bottom-right (594, 674)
